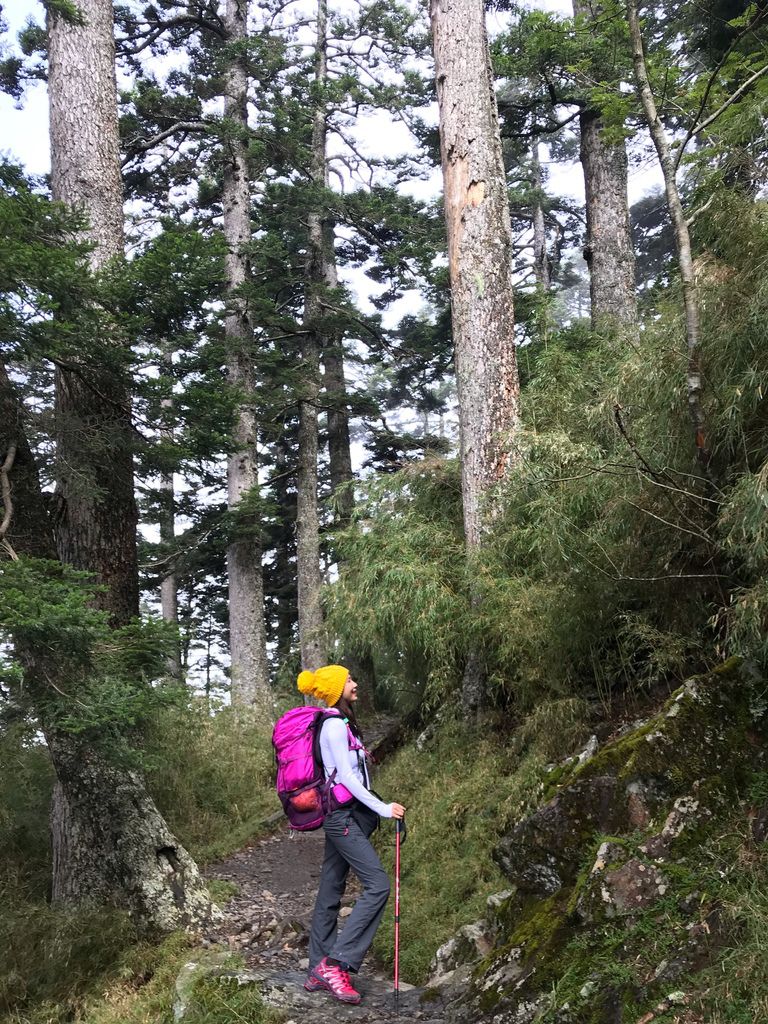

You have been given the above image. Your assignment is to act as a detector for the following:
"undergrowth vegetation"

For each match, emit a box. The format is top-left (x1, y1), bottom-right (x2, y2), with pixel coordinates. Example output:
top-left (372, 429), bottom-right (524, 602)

top-left (1, 929), bottom-right (278, 1024)
top-left (533, 783), bottom-right (768, 1024)
top-left (368, 679), bottom-right (768, 1018)
top-left (0, 705), bottom-right (275, 1024)
top-left (142, 701), bottom-right (275, 863)
top-left (371, 700), bottom-right (590, 981)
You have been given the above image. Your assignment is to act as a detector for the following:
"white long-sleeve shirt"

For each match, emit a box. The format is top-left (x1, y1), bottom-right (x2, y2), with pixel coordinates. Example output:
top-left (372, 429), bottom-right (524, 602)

top-left (319, 716), bottom-right (393, 818)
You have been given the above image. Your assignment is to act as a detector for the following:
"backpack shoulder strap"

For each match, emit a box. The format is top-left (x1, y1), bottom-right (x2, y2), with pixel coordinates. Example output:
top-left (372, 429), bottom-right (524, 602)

top-left (313, 708), bottom-right (355, 772)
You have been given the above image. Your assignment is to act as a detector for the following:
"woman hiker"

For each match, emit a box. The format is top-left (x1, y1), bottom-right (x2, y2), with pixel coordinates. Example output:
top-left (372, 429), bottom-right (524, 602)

top-left (299, 664), bottom-right (406, 1005)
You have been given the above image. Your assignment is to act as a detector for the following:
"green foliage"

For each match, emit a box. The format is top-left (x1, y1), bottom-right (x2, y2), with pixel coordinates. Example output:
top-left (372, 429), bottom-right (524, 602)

top-left (370, 706), bottom-right (588, 981)
top-left (0, 898), bottom-right (141, 1022)
top-left (42, 0), bottom-right (85, 23)
top-left (180, 975), bottom-right (282, 1024)
top-left (0, 923), bottom-right (278, 1024)
top-left (142, 701), bottom-right (276, 863)
top-left (528, 806), bottom-right (765, 1023)
top-left (75, 933), bottom-right (197, 1024)
top-left (0, 558), bottom-right (183, 746)
top-left (329, 196), bottom-right (768, 708)
top-left (326, 458), bottom-right (468, 706)
top-left (0, 726), bottom-right (54, 899)
top-left (206, 879), bottom-right (239, 906)
top-left (702, 836), bottom-right (768, 1021)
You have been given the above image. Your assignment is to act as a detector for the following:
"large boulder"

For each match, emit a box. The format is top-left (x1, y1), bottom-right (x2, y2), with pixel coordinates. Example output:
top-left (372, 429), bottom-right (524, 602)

top-left (494, 658), bottom-right (758, 897)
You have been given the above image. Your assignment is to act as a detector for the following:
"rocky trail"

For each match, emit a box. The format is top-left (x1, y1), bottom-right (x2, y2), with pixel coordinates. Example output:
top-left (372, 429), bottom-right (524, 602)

top-left (184, 716), bottom-right (453, 1023)
top-left (198, 825), bottom-right (449, 1023)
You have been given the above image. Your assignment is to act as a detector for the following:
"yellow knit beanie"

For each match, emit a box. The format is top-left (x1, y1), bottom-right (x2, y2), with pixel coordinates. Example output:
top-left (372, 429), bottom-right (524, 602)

top-left (297, 664), bottom-right (349, 707)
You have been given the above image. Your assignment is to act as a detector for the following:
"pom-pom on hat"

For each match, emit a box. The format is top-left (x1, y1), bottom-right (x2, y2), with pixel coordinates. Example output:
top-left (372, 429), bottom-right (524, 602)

top-left (297, 664), bottom-right (350, 707)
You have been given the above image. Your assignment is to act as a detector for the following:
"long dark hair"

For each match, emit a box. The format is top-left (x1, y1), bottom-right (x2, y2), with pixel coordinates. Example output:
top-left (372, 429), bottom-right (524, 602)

top-left (335, 696), bottom-right (363, 742)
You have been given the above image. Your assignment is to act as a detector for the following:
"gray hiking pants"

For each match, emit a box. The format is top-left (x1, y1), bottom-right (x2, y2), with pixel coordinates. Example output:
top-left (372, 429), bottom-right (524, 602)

top-left (308, 804), bottom-right (390, 973)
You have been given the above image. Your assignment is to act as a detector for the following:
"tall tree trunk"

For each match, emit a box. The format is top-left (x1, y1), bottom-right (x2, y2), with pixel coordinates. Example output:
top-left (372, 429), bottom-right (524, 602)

top-left (296, 328), bottom-right (325, 672)
top-left (48, 0), bottom-right (138, 626)
top-left (313, 71), bottom-right (377, 703)
top-left (159, 347), bottom-right (182, 680)
top-left (48, 0), bottom-right (141, 905)
top-left (271, 436), bottom-right (298, 672)
top-left (323, 336), bottom-right (355, 527)
top-left (47, 733), bottom-right (213, 929)
top-left (531, 138), bottom-right (550, 289)
top-left (627, 0), bottom-right (710, 472)
top-left (0, 362), bottom-right (217, 930)
top-left (573, 0), bottom-right (637, 331)
top-left (222, 0), bottom-right (272, 710)
top-left (296, 0), bottom-right (332, 672)
top-left (323, 343), bottom-right (377, 711)
top-left (430, 0), bottom-right (521, 715)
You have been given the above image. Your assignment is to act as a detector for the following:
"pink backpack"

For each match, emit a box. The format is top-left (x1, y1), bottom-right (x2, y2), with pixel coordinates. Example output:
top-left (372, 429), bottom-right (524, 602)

top-left (272, 706), bottom-right (361, 831)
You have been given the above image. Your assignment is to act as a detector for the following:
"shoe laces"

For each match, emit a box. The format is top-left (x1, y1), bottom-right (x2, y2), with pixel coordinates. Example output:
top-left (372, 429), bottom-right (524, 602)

top-left (326, 963), bottom-right (357, 993)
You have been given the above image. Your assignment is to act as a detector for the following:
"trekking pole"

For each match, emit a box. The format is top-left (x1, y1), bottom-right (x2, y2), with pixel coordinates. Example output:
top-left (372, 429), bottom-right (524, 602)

top-left (394, 816), bottom-right (402, 1016)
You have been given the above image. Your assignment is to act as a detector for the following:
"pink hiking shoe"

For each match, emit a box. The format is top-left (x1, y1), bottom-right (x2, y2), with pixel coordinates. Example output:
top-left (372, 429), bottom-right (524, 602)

top-left (303, 971), bottom-right (325, 992)
top-left (307, 957), bottom-right (362, 1004)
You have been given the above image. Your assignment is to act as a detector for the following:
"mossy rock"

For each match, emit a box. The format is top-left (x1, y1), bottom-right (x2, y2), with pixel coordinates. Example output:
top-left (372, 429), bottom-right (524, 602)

top-left (451, 660), bottom-right (767, 1024)
top-left (571, 659), bottom-right (761, 791)
top-left (494, 659), bottom-right (764, 897)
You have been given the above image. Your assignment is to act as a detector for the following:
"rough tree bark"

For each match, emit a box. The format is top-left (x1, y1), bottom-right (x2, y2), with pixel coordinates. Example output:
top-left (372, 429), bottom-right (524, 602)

top-left (48, 0), bottom-right (139, 626)
top-left (323, 338), bottom-right (377, 712)
top-left (573, 0), bottom-right (637, 331)
top-left (222, 0), bottom-right (272, 709)
top-left (296, 0), bottom-right (333, 673)
top-left (47, 0), bottom-right (148, 905)
top-left (0, 362), bottom-right (218, 930)
top-left (627, 0), bottom-right (710, 471)
top-left (531, 138), bottom-right (550, 289)
top-left (323, 336), bottom-right (355, 527)
top-left (304, 9), bottom-right (376, 706)
top-left (430, 0), bottom-right (521, 714)
top-left (271, 436), bottom-right (298, 671)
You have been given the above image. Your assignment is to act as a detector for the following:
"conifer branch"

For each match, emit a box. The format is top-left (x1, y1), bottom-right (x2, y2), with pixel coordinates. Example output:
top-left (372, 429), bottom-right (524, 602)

top-left (117, 15), bottom-right (226, 57)
top-left (686, 63), bottom-right (768, 147)
top-left (122, 121), bottom-right (212, 163)
top-left (673, 8), bottom-right (768, 171)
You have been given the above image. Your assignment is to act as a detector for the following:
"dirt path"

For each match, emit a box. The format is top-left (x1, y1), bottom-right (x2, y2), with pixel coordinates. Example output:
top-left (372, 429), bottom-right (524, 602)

top-left (205, 827), bottom-right (328, 975)
top-left (201, 718), bottom-right (453, 1023)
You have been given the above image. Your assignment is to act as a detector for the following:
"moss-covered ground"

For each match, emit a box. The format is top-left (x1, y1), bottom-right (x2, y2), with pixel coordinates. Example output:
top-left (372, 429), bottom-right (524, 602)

top-left (526, 799), bottom-right (768, 1024)
top-left (368, 666), bottom-right (768, 1023)
top-left (0, 917), bottom-right (282, 1024)
top-left (459, 664), bottom-right (768, 1023)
